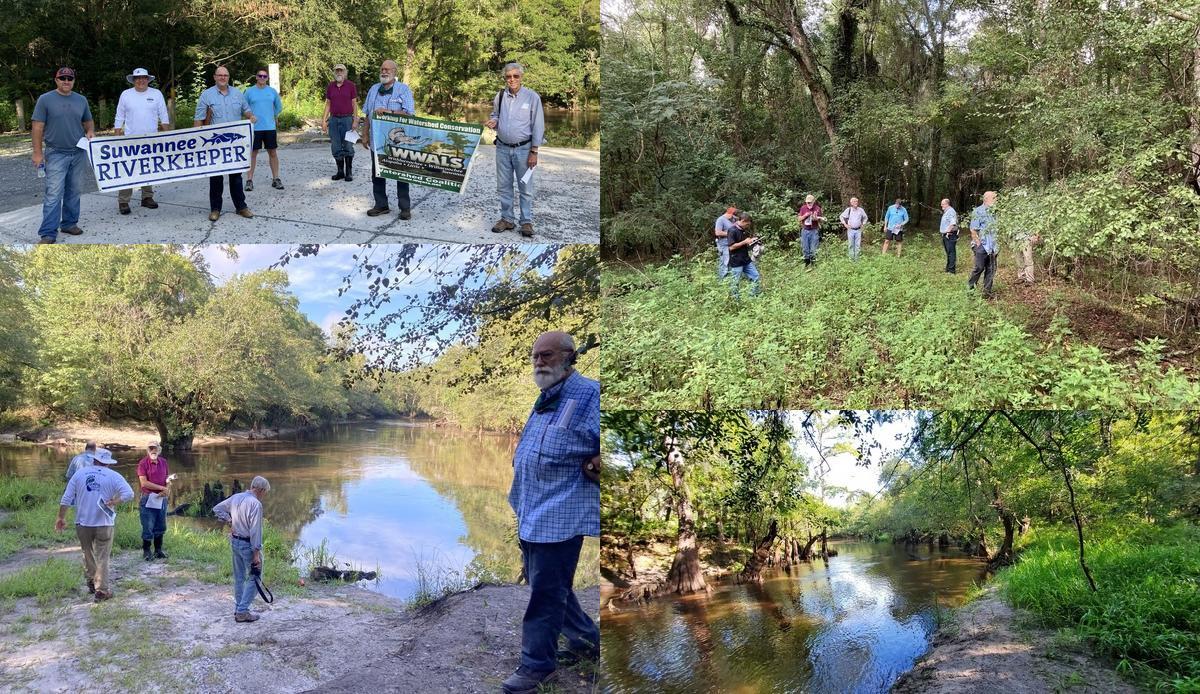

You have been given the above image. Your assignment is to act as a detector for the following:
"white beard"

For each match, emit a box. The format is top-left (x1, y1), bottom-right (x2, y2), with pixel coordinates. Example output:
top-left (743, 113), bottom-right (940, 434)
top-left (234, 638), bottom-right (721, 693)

top-left (533, 363), bottom-right (568, 390)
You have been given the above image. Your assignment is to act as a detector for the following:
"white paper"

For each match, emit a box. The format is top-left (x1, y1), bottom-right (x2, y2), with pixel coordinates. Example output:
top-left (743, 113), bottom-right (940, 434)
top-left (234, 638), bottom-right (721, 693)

top-left (520, 168), bottom-right (534, 185)
top-left (97, 497), bottom-right (115, 520)
top-left (76, 137), bottom-right (89, 150)
top-left (344, 131), bottom-right (360, 143)
top-left (146, 493), bottom-right (165, 510)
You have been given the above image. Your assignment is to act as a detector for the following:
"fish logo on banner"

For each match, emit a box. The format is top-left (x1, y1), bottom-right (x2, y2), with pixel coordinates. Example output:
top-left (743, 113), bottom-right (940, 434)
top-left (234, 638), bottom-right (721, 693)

top-left (85, 121), bottom-right (253, 192)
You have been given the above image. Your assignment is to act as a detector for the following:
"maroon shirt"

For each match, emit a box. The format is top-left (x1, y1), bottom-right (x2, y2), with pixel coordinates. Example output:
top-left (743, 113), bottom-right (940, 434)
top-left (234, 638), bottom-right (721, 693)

top-left (137, 455), bottom-right (169, 495)
top-left (798, 203), bottom-right (822, 229)
top-left (325, 80), bottom-right (358, 117)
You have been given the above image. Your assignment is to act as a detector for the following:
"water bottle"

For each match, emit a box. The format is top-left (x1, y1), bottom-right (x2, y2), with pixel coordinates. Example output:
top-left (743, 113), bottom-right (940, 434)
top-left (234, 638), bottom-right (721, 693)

top-left (36, 162), bottom-right (45, 178)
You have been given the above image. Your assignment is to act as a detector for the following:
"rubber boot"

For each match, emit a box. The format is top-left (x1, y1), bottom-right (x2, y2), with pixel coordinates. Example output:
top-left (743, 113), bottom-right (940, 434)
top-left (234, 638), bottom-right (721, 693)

top-left (344, 156), bottom-right (354, 182)
top-left (332, 158), bottom-right (345, 181)
top-left (143, 539), bottom-right (153, 561)
top-left (153, 535), bottom-right (167, 559)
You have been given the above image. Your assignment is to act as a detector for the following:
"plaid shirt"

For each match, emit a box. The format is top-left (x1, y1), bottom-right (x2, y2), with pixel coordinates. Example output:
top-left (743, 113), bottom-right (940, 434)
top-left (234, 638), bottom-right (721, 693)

top-left (508, 370), bottom-right (600, 543)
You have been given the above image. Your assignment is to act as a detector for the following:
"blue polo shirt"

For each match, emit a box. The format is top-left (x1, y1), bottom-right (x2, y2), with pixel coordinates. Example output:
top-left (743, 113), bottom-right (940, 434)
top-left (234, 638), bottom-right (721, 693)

top-left (243, 85), bottom-right (282, 131)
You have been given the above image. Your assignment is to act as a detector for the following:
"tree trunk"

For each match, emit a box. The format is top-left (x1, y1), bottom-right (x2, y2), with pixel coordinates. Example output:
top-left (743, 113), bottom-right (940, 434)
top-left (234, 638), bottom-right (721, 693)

top-left (739, 519), bottom-right (778, 583)
top-left (819, 527), bottom-right (829, 558)
top-left (799, 531), bottom-right (821, 559)
top-left (14, 99), bottom-right (25, 132)
top-left (664, 443), bottom-right (708, 594)
top-left (989, 483), bottom-right (1017, 566)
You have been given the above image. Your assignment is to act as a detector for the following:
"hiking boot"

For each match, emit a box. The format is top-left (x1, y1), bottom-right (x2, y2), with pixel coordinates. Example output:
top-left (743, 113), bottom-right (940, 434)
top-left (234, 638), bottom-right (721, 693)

top-left (343, 157), bottom-right (353, 182)
top-left (141, 198), bottom-right (158, 209)
top-left (236, 208), bottom-right (254, 219)
top-left (399, 208), bottom-right (411, 220)
top-left (38, 236), bottom-right (55, 244)
top-left (208, 211), bottom-right (220, 222)
top-left (60, 226), bottom-right (83, 235)
top-left (234, 612), bottom-right (260, 623)
top-left (332, 159), bottom-right (345, 180)
top-left (491, 219), bottom-right (515, 233)
top-left (244, 179), bottom-right (254, 191)
top-left (367, 206), bottom-right (390, 217)
top-left (86, 579), bottom-right (95, 595)
top-left (272, 178), bottom-right (284, 190)
top-left (501, 666), bottom-right (555, 694)
top-left (153, 536), bottom-right (167, 559)
top-left (93, 590), bottom-right (112, 603)
top-left (119, 202), bottom-right (131, 215)
top-left (519, 223), bottom-right (534, 237)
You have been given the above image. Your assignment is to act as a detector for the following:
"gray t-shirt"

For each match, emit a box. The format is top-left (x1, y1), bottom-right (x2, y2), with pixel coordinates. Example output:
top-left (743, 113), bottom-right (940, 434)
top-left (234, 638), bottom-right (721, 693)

top-left (32, 90), bottom-right (93, 151)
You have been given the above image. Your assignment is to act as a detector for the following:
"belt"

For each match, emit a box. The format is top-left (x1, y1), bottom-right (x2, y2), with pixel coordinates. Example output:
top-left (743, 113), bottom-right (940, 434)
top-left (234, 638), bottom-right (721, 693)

top-left (849, 227), bottom-right (862, 231)
top-left (496, 138), bottom-right (532, 148)
top-left (232, 534), bottom-right (251, 542)
top-left (331, 113), bottom-right (354, 118)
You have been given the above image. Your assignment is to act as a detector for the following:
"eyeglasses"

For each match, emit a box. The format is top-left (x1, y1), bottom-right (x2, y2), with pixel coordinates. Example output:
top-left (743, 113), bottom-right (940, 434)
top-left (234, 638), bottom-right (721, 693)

top-left (504, 74), bottom-right (521, 80)
top-left (257, 74), bottom-right (268, 78)
top-left (57, 76), bottom-right (74, 82)
top-left (530, 349), bottom-right (570, 363)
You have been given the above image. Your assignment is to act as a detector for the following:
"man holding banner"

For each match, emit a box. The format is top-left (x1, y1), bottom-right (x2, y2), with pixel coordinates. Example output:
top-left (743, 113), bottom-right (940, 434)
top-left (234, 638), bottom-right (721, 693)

top-left (486, 62), bottom-right (544, 238)
top-left (362, 59), bottom-right (414, 220)
top-left (31, 67), bottom-right (94, 244)
top-left (193, 66), bottom-right (257, 222)
top-left (113, 67), bottom-right (169, 215)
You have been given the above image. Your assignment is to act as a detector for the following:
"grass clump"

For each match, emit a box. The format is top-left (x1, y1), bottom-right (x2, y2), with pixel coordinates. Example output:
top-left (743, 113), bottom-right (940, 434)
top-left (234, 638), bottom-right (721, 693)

top-left (0, 558), bottom-right (82, 598)
top-left (999, 524), bottom-right (1200, 691)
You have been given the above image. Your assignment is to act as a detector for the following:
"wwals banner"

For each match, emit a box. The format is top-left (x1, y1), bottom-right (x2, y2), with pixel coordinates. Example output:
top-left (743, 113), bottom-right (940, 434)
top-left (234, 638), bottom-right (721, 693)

top-left (86, 121), bottom-right (252, 192)
top-left (370, 113), bottom-right (483, 193)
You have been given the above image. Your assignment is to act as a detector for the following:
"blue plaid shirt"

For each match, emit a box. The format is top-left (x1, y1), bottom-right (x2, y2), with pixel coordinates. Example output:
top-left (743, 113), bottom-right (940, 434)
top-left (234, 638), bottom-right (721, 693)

top-left (970, 204), bottom-right (997, 254)
top-left (508, 370), bottom-right (600, 543)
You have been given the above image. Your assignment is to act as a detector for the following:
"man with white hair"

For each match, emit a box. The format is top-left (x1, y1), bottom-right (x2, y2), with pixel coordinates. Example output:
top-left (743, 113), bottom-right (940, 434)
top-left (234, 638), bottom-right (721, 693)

top-left (56, 448), bottom-right (133, 601)
top-left (486, 62), bottom-right (545, 238)
top-left (114, 67), bottom-right (169, 214)
top-left (63, 440), bottom-right (98, 480)
top-left (503, 332), bottom-right (600, 694)
top-left (968, 191), bottom-right (999, 297)
top-left (839, 197), bottom-right (869, 261)
top-left (797, 194), bottom-right (824, 267)
top-left (939, 198), bottom-right (959, 273)
top-left (213, 476), bottom-right (271, 622)
top-left (362, 59), bottom-right (414, 220)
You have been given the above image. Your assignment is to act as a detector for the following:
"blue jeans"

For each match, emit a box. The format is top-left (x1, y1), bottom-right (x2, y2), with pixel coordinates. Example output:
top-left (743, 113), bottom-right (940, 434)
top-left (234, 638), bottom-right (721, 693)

top-left (329, 115), bottom-right (354, 159)
top-left (230, 537), bottom-right (259, 614)
top-left (496, 142), bottom-right (533, 225)
top-left (519, 536), bottom-right (599, 673)
top-left (728, 262), bottom-right (761, 297)
top-left (371, 158), bottom-right (411, 211)
top-left (848, 228), bottom-right (862, 260)
top-left (716, 241), bottom-right (730, 278)
top-left (802, 228), bottom-right (820, 261)
top-left (38, 148), bottom-right (89, 240)
top-left (138, 495), bottom-right (167, 541)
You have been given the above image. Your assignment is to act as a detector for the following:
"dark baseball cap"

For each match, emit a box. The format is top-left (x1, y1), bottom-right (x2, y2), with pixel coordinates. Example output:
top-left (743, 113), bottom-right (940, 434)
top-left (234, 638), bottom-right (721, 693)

top-left (56, 67), bottom-right (75, 78)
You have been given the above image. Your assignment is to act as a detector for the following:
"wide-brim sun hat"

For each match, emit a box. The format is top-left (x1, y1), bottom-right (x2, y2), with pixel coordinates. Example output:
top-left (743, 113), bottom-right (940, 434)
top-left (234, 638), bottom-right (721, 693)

top-left (126, 67), bottom-right (155, 84)
top-left (91, 448), bottom-right (118, 465)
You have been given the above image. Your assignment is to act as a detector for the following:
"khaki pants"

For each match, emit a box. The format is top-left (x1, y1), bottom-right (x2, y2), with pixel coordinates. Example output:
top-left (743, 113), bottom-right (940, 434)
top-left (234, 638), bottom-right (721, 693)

top-left (117, 185), bottom-right (154, 204)
top-left (1016, 241), bottom-right (1035, 283)
top-left (76, 525), bottom-right (114, 593)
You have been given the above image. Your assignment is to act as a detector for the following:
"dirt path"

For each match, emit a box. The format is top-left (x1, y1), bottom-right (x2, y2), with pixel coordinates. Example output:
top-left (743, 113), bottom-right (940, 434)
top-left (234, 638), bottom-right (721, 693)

top-left (891, 586), bottom-right (1136, 693)
top-left (0, 549), bottom-right (598, 692)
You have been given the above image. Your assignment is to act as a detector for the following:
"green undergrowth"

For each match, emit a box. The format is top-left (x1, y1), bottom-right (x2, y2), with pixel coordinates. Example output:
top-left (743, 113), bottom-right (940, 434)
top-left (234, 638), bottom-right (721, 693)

top-left (999, 523), bottom-right (1200, 692)
top-left (602, 238), bottom-right (1200, 408)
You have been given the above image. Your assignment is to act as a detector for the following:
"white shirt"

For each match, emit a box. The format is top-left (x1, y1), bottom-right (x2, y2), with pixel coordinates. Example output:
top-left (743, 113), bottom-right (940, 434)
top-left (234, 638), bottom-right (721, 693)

top-left (61, 465), bottom-right (134, 527)
top-left (114, 87), bottom-right (169, 135)
top-left (213, 490), bottom-right (264, 550)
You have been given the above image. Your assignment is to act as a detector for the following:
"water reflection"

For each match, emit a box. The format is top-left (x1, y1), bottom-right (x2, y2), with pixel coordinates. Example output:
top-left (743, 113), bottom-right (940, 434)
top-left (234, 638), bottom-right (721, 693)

top-left (0, 422), bottom-right (523, 599)
top-left (601, 541), bottom-right (989, 693)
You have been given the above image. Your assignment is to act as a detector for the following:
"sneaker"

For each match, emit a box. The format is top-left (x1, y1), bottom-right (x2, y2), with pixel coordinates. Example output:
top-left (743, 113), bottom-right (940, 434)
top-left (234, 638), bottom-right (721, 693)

top-left (234, 612), bottom-right (260, 623)
top-left (399, 209), bottom-right (411, 220)
top-left (236, 208), bottom-right (254, 219)
top-left (208, 211), bottom-right (220, 222)
top-left (38, 237), bottom-right (55, 244)
top-left (119, 202), bottom-right (131, 215)
top-left (366, 207), bottom-right (390, 217)
top-left (60, 226), bottom-right (83, 235)
top-left (245, 179), bottom-right (254, 191)
top-left (272, 178), bottom-right (284, 190)
top-left (141, 198), bottom-right (158, 209)
top-left (491, 219), bottom-right (516, 233)
top-left (93, 590), bottom-right (112, 603)
top-left (519, 223), bottom-right (534, 237)
top-left (501, 666), bottom-right (555, 694)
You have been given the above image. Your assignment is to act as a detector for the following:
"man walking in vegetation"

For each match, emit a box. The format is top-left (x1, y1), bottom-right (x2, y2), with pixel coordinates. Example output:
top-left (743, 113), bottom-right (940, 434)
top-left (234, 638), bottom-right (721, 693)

top-left (839, 197), bottom-right (869, 260)
top-left (968, 191), bottom-right (999, 297)
top-left (503, 332), bottom-right (599, 694)
top-left (882, 198), bottom-right (909, 257)
top-left (31, 67), bottom-right (94, 244)
top-left (56, 448), bottom-right (134, 602)
top-left (487, 62), bottom-right (545, 238)
top-left (797, 194), bottom-right (823, 267)
top-left (114, 67), bottom-right (169, 215)
top-left (714, 206), bottom-right (738, 278)
top-left (726, 213), bottom-right (761, 297)
top-left (939, 198), bottom-right (959, 273)
top-left (213, 476), bottom-right (271, 623)
top-left (322, 64), bottom-right (359, 182)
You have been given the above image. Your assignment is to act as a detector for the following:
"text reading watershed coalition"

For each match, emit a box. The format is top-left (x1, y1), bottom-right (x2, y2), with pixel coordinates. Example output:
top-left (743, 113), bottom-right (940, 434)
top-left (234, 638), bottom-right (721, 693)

top-left (93, 134), bottom-right (247, 182)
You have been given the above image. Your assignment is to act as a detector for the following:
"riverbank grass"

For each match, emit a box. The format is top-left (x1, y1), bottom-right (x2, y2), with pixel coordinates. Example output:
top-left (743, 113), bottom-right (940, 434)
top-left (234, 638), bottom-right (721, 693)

top-left (999, 524), bottom-right (1200, 691)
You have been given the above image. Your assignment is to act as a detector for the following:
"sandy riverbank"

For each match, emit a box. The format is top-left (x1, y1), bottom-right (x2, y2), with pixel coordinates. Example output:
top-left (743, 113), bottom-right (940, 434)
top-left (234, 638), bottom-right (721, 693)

top-left (891, 585), bottom-right (1135, 693)
top-left (0, 545), bottom-right (598, 692)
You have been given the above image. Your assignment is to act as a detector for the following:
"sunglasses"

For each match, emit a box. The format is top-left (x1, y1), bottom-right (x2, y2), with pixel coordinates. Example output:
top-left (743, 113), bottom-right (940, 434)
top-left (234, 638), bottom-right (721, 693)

top-left (57, 76), bottom-right (75, 82)
top-left (504, 74), bottom-right (521, 80)
top-left (257, 74), bottom-right (268, 78)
